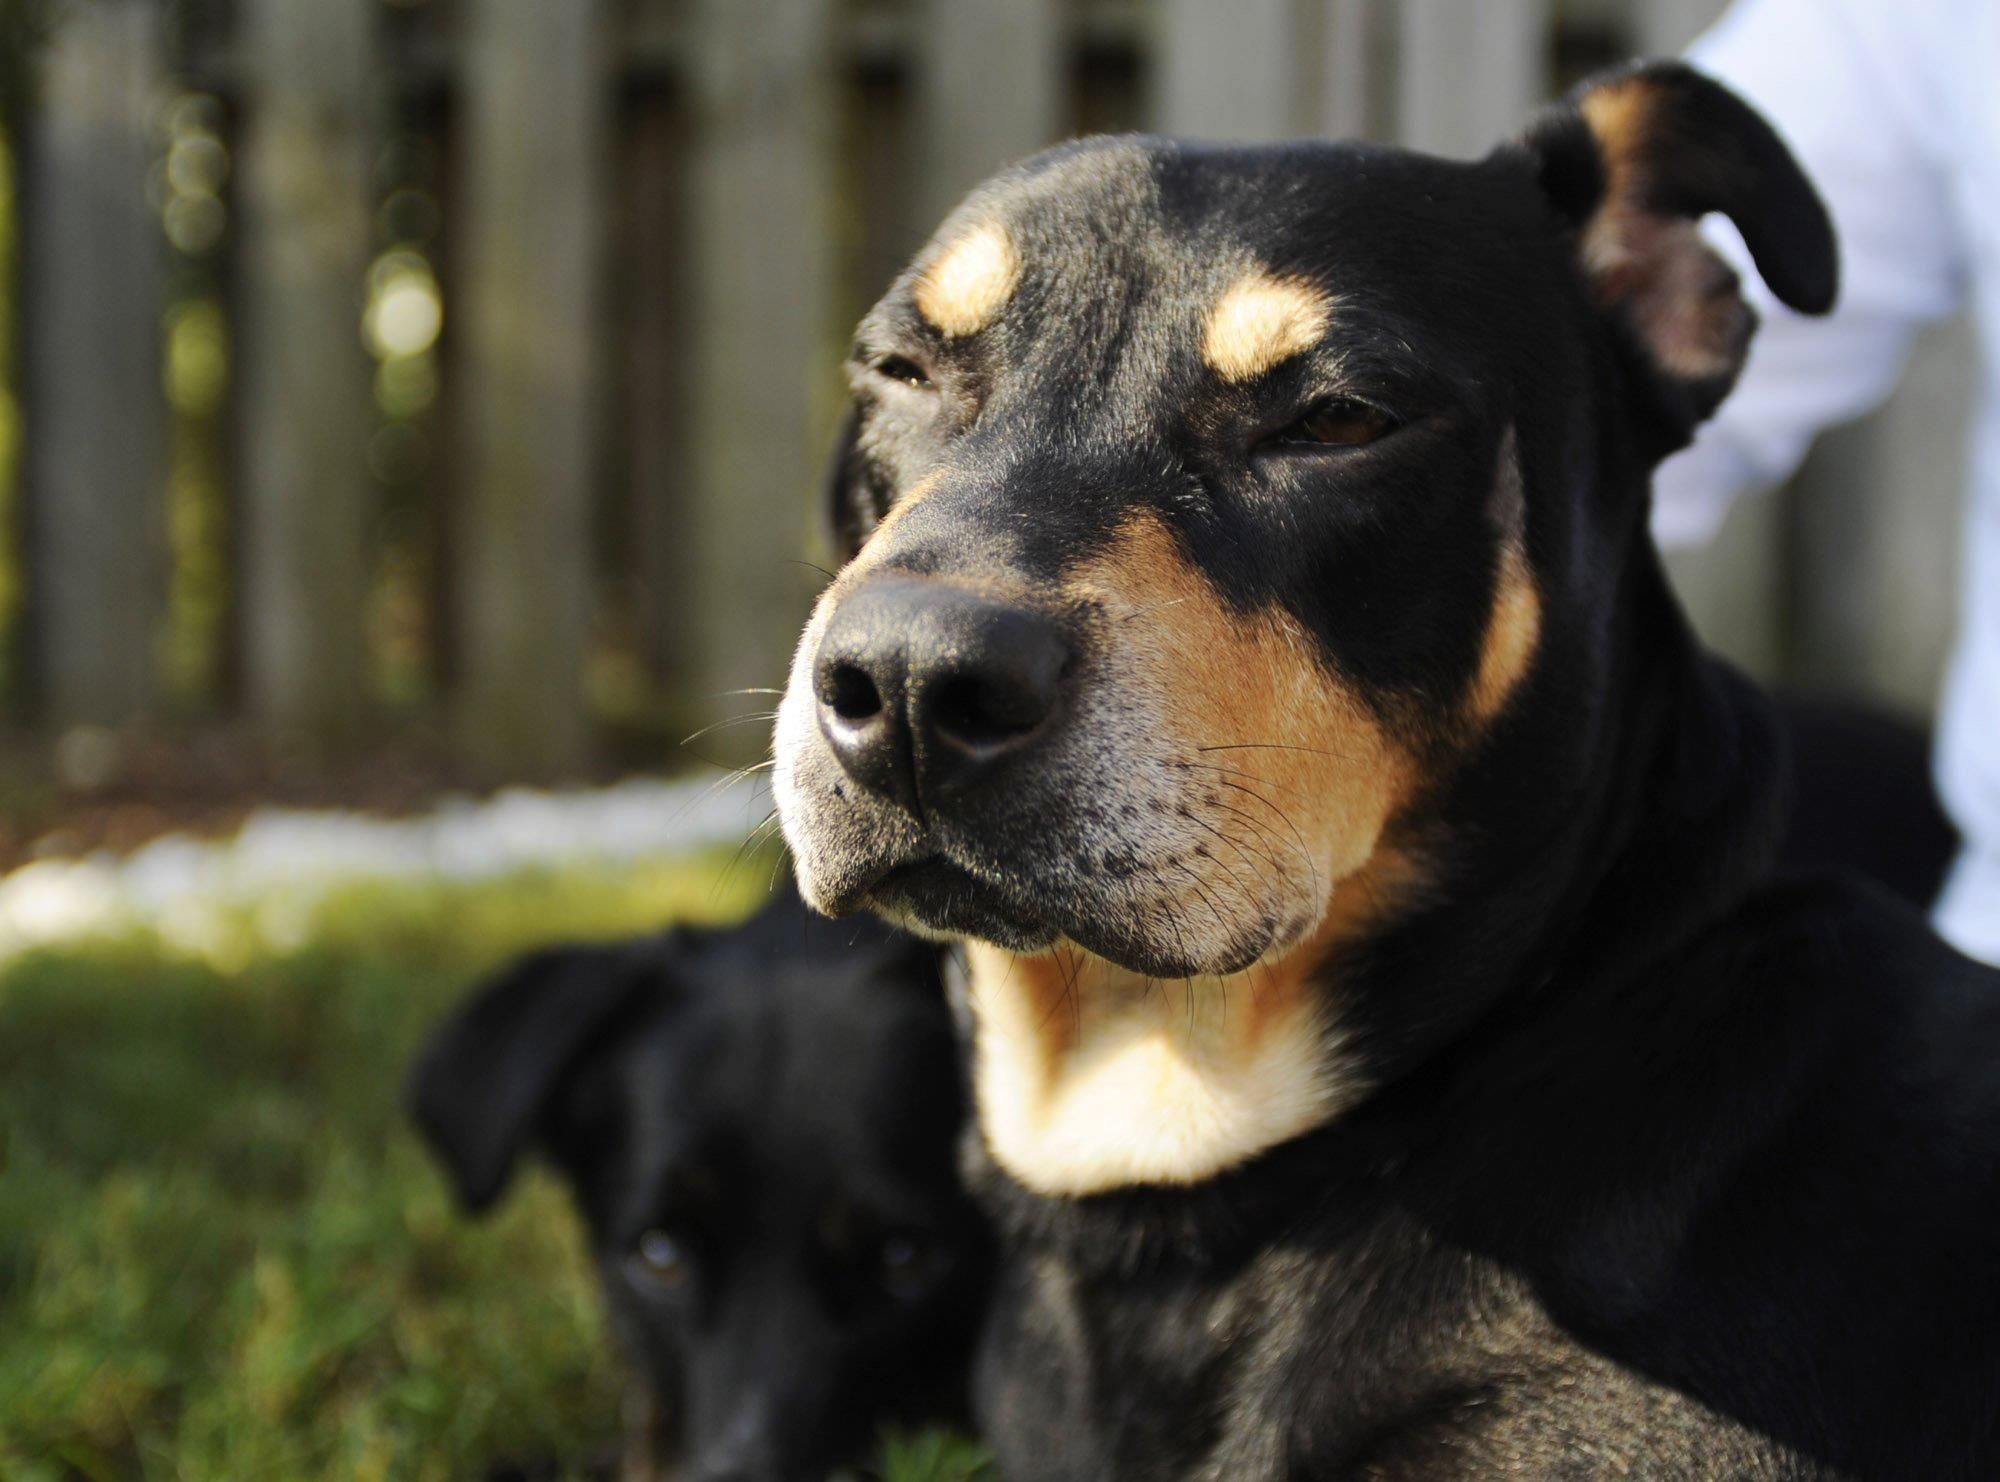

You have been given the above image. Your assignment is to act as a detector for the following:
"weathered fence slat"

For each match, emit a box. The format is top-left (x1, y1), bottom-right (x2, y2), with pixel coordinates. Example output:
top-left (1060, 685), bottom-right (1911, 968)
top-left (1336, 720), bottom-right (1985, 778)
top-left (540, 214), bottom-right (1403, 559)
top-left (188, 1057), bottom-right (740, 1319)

top-left (916, 0), bottom-right (1063, 226)
top-left (453, 0), bottom-right (610, 775)
top-left (621, 93), bottom-right (693, 696)
top-left (1154, 0), bottom-right (1301, 141)
top-left (1394, 0), bottom-right (1550, 158)
top-left (23, 0), bottom-right (164, 726)
top-left (1312, 0), bottom-right (1375, 142)
top-left (681, 0), bottom-right (839, 749)
top-left (6, 0), bottom-right (1952, 768)
top-left (1154, 0), bottom-right (1373, 145)
top-left (237, 0), bottom-right (377, 741)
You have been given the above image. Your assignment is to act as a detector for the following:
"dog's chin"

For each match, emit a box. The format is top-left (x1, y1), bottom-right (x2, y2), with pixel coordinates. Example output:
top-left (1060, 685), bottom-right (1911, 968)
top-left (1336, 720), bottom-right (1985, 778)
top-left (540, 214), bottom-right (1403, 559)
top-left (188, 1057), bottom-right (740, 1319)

top-left (1066, 912), bottom-right (1283, 980)
top-left (859, 858), bottom-right (1282, 978)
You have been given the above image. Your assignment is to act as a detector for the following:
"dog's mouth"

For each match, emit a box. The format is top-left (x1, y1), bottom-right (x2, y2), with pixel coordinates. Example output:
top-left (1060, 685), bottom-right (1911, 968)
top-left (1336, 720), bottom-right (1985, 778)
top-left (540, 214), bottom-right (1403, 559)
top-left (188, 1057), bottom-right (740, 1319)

top-left (865, 856), bottom-right (1062, 952)
top-left (829, 842), bottom-right (1294, 979)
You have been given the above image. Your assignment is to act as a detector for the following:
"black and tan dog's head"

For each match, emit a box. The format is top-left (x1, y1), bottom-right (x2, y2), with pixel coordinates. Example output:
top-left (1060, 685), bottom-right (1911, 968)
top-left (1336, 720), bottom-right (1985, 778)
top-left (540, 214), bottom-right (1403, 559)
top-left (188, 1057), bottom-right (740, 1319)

top-left (775, 64), bottom-right (1835, 1194)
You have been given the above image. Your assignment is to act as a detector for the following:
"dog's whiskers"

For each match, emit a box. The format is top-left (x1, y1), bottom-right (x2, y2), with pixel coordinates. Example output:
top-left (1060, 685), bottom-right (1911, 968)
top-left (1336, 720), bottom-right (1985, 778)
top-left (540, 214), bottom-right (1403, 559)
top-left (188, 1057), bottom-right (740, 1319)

top-left (713, 805), bottom-right (786, 902)
top-left (679, 710), bottom-right (781, 749)
top-left (1199, 741), bottom-right (1359, 763)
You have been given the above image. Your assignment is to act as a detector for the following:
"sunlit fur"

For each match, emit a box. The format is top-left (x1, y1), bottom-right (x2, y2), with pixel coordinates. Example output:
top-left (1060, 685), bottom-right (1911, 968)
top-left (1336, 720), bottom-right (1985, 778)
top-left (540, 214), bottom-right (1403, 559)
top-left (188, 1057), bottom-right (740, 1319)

top-left (912, 221), bottom-right (1021, 339)
top-left (1202, 272), bottom-right (1333, 383)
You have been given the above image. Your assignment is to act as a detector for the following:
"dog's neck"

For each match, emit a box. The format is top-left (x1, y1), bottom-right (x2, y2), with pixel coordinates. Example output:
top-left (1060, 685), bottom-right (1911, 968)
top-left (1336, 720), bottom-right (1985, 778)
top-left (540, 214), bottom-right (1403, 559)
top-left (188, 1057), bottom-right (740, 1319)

top-left (1531, 542), bottom-right (1787, 986)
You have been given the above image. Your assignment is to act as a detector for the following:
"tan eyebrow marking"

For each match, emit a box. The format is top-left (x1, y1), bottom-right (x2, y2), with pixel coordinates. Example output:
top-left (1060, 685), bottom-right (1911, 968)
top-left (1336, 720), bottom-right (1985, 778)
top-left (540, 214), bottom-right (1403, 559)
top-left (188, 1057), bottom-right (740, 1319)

top-left (1202, 272), bottom-right (1333, 382)
top-left (913, 221), bottom-right (1020, 339)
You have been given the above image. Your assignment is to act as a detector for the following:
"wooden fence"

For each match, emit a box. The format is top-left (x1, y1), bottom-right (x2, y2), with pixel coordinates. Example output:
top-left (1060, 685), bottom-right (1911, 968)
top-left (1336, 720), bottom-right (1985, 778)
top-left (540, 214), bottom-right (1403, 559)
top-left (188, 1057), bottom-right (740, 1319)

top-left (1, 0), bottom-right (1969, 778)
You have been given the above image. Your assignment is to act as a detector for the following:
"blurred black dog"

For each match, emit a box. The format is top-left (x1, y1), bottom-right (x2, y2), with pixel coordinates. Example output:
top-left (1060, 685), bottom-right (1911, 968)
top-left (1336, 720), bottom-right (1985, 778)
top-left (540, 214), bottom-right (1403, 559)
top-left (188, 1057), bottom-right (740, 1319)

top-left (408, 889), bottom-right (991, 1482)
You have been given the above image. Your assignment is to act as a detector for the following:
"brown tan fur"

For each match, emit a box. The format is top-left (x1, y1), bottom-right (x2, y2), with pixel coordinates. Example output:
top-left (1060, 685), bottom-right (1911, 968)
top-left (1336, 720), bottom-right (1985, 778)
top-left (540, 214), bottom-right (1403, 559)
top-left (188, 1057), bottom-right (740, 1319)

top-left (913, 221), bottom-right (1021, 339)
top-left (1467, 435), bottom-right (1543, 725)
top-left (964, 512), bottom-right (1424, 1193)
top-left (1202, 272), bottom-right (1334, 383)
top-left (1073, 511), bottom-right (1414, 924)
top-left (1471, 541), bottom-right (1543, 725)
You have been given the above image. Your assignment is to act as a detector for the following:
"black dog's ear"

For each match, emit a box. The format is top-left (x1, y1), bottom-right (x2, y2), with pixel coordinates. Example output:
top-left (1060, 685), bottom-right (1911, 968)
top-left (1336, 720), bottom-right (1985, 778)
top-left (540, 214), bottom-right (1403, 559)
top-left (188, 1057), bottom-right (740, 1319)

top-left (822, 406), bottom-right (888, 563)
top-left (1515, 61), bottom-right (1837, 440)
top-left (406, 941), bottom-right (656, 1213)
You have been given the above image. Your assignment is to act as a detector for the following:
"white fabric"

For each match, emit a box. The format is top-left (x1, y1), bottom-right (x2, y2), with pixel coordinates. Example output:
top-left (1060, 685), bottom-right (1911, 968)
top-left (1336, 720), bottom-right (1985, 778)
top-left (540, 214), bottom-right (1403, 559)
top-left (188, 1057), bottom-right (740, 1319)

top-left (1653, 0), bottom-right (2000, 962)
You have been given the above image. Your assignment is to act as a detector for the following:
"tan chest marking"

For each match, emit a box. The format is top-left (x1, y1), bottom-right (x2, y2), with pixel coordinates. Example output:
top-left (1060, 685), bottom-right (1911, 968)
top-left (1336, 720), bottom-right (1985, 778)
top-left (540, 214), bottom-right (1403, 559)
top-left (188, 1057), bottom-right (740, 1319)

top-left (964, 847), bottom-right (1418, 1197)
top-left (1202, 272), bottom-right (1332, 383)
top-left (966, 941), bottom-right (1343, 1195)
top-left (913, 222), bottom-right (1020, 339)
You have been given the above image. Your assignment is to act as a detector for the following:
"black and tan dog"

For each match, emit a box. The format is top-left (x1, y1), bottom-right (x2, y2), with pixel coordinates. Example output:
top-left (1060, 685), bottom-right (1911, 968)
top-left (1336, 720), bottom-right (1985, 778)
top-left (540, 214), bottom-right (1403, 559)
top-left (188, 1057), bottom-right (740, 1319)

top-left (409, 890), bottom-right (990, 1482)
top-left (773, 62), bottom-right (2000, 1481)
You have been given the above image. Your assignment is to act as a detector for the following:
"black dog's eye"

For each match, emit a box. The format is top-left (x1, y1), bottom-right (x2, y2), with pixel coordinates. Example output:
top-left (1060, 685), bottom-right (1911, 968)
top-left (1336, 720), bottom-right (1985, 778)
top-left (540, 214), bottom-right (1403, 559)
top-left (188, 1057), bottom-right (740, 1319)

top-left (875, 1231), bottom-right (946, 1301)
top-left (872, 354), bottom-right (933, 390)
top-left (1266, 397), bottom-right (1395, 449)
top-left (631, 1227), bottom-right (692, 1288)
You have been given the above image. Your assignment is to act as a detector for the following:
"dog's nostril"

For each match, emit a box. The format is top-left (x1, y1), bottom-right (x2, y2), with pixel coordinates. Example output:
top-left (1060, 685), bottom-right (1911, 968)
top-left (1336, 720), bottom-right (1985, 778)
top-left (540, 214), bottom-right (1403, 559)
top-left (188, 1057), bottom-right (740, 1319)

top-left (823, 662), bottom-right (884, 723)
top-left (930, 673), bottom-right (1051, 751)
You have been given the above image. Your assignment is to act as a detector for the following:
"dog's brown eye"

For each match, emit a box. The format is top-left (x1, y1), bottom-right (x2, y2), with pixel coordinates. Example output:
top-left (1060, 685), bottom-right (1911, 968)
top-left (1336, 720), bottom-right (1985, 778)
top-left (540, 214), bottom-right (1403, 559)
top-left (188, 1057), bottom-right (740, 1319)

top-left (1270, 398), bottom-right (1394, 448)
top-left (875, 1232), bottom-right (945, 1301)
top-left (873, 354), bottom-right (932, 389)
top-left (632, 1228), bottom-right (691, 1287)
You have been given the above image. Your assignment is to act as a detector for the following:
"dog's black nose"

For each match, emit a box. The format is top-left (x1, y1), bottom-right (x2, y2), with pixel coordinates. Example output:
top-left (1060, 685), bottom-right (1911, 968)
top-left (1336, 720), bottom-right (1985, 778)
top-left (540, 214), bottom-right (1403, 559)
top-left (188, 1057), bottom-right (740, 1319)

top-left (814, 577), bottom-right (1070, 813)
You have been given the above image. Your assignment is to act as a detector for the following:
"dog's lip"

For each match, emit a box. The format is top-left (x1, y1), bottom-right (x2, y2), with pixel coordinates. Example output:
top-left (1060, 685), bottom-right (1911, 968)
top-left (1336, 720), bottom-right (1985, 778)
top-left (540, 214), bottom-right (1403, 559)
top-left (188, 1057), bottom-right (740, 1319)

top-left (856, 853), bottom-right (1285, 975)
top-left (812, 849), bottom-right (933, 916)
top-left (867, 855), bottom-right (1057, 943)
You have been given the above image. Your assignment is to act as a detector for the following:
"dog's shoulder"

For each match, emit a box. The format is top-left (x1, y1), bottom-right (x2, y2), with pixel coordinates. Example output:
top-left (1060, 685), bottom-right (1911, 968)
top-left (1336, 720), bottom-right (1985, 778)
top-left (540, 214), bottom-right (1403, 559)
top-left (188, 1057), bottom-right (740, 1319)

top-left (1710, 871), bottom-right (2000, 1120)
top-left (1588, 875), bottom-right (2000, 1465)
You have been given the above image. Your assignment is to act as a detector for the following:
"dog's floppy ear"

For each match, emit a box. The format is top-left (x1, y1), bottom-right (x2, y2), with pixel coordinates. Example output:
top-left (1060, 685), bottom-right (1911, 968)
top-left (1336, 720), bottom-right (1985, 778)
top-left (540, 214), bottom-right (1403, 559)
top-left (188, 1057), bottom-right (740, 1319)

top-left (1516, 61), bottom-right (1837, 441)
top-left (406, 940), bottom-right (658, 1213)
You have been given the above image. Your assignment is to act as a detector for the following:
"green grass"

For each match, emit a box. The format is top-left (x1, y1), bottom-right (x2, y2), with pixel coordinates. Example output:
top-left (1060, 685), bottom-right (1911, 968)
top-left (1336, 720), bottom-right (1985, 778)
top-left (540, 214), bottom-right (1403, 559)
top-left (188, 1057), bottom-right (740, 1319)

top-left (0, 851), bottom-right (989, 1481)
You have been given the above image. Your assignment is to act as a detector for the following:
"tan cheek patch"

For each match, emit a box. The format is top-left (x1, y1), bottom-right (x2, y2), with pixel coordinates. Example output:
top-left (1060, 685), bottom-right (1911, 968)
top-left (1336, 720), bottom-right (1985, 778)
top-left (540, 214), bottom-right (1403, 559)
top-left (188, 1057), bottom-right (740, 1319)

top-left (1464, 432), bottom-right (1542, 727)
top-left (1202, 272), bottom-right (1332, 383)
top-left (1468, 538), bottom-right (1542, 725)
top-left (1079, 512), bottom-right (1413, 895)
top-left (912, 222), bottom-right (1020, 339)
